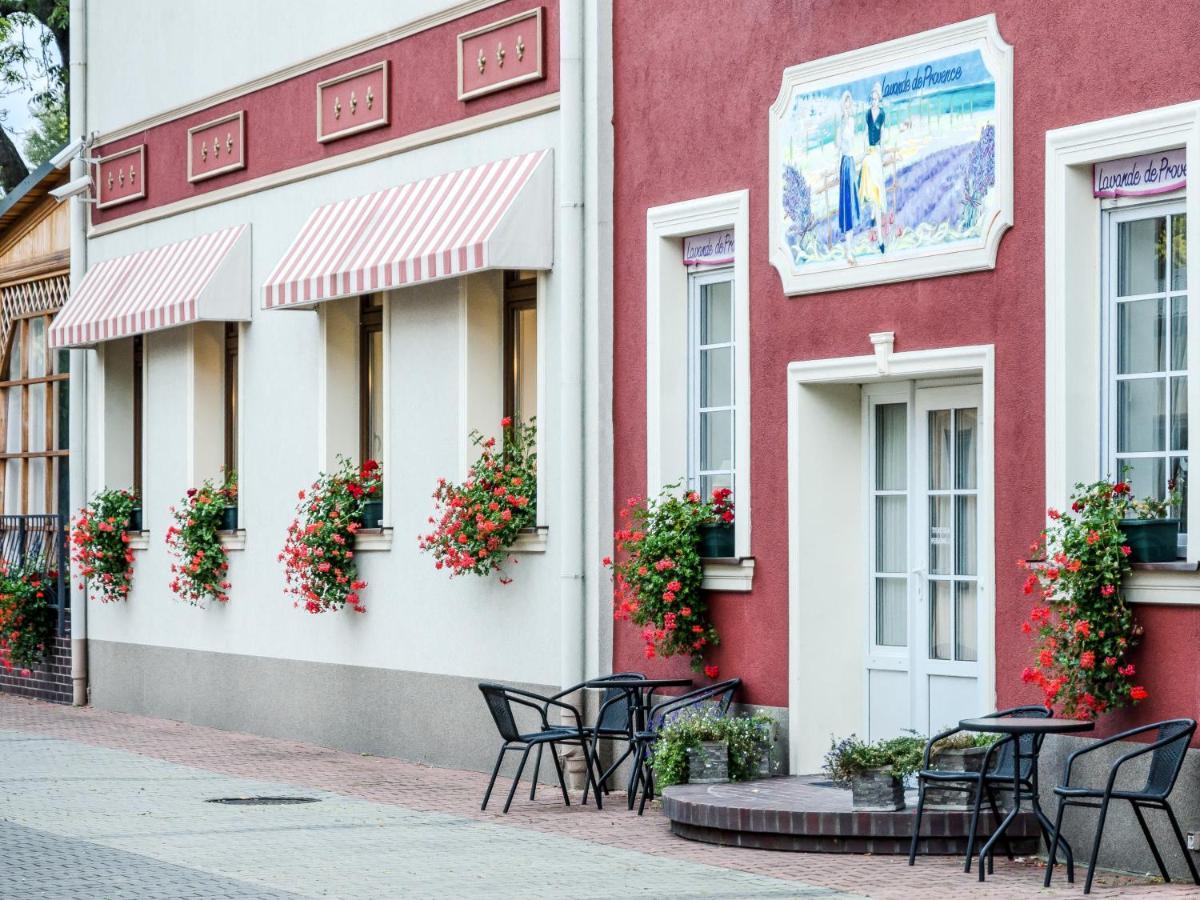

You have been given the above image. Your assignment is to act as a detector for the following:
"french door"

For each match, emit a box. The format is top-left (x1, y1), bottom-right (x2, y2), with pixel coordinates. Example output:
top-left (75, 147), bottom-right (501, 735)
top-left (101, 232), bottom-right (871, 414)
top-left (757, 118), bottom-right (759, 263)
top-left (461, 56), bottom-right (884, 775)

top-left (866, 382), bottom-right (985, 740)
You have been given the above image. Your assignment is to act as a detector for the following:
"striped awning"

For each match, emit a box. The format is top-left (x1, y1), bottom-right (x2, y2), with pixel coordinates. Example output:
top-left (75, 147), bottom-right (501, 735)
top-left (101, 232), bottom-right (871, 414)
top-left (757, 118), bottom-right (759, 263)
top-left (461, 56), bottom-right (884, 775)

top-left (49, 224), bottom-right (251, 349)
top-left (262, 149), bottom-right (552, 309)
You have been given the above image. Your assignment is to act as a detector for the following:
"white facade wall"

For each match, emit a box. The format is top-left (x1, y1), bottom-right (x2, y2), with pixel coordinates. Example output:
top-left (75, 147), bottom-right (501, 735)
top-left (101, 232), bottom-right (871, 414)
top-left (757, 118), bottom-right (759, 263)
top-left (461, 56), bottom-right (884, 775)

top-left (74, 1), bottom-right (604, 771)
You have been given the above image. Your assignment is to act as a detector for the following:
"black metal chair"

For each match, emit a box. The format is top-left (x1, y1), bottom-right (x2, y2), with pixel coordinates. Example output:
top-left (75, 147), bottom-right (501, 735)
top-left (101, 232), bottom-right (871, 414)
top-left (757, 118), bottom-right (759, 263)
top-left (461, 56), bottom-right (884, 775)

top-left (1045, 718), bottom-right (1199, 894)
top-left (908, 705), bottom-right (1053, 873)
top-left (478, 682), bottom-right (605, 814)
top-left (573, 672), bottom-right (645, 803)
top-left (629, 678), bottom-right (741, 815)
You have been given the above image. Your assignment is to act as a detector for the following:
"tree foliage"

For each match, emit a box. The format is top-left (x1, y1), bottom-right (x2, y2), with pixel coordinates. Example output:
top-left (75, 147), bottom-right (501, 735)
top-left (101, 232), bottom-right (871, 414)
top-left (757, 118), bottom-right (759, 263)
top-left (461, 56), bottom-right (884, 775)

top-left (0, 0), bottom-right (69, 190)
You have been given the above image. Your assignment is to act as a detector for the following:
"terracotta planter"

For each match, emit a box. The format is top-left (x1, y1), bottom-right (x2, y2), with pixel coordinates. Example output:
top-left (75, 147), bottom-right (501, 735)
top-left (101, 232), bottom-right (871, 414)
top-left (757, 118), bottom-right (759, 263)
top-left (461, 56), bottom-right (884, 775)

top-left (926, 745), bottom-right (988, 808)
top-left (1119, 518), bottom-right (1180, 563)
top-left (851, 767), bottom-right (905, 811)
top-left (698, 522), bottom-right (735, 558)
top-left (687, 740), bottom-right (729, 784)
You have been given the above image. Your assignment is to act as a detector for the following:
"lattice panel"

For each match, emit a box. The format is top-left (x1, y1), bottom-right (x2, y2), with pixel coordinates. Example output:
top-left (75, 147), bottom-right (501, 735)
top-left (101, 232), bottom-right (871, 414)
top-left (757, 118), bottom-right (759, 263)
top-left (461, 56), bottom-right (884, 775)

top-left (0, 274), bottom-right (68, 374)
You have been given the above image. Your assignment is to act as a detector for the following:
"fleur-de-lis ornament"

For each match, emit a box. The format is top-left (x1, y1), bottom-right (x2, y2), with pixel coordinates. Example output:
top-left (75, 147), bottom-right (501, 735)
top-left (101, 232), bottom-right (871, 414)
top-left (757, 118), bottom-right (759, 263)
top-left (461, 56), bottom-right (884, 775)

top-left (118, 169), bottom-right (125, 187)
top-left (496, 41), bottom-right (506, 67)
top-left (201, 140), bottom-right (208, 161)
top-left (350, 90), bottom-right (357, 114)
top-left (129, 165), bottom-right (136, 182)
top-left (516, 35), bottom-right (525, 61)
top-left (226, 133), bottom-right (233, 153)
top-left (333, 96), bottom-right (342, 119)
top-left (213, 135), bottom-right (220, 158)
top-left (477, 47), bottom-right (486, 74)
top-left (107, 171), bottom-right (114, 190)
top-left (366, 86), bottom-right (374, 110)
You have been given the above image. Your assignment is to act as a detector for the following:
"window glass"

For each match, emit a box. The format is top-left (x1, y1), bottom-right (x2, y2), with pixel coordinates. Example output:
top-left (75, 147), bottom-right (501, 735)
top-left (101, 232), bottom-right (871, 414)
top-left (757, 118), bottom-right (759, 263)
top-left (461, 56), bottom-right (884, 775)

top-left (689, 270), bottom-right (735, 504)
top-left (1111, 206), bottom-right (1187, 550)
top-left (503, 273), bottom-right (538, 426)
top-left (872, 401), bottom-right (907, 648)
top-left (358, 296), bottom-right (383, 466)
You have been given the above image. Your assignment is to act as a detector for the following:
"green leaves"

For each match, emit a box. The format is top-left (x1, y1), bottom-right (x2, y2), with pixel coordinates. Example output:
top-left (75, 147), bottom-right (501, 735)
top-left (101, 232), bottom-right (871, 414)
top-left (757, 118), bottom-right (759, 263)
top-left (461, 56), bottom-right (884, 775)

top-left (69, 488), bottom-right (137, 603)
top-left (166, 475), bottom-right (235, 607)
top-left (649, 708), bottom-right (775, 788)
top-left (0, 565), bottom-right (55, 673)
top-left (823, 733), bottom-right (925, 783)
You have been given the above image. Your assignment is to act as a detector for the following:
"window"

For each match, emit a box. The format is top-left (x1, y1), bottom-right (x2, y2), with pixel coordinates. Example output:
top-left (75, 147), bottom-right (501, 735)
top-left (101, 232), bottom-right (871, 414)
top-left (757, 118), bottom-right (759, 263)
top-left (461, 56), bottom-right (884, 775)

top-left (224, 323), bottom-right (238, 477)
top-left (133, 334), bottom-right (143, 500)
top-left (503, 270), bottom-right (537, 424)
top-left (359, 295), bottom-right (383, 465)
top-left (0, 313), bottom-right (69, 517)
top-left (871, 401), bottom-right (908, 648)
top-left (688, 268), bottom-right (735, 502)
top-left (1104, 202), bottom-right (1187, 553)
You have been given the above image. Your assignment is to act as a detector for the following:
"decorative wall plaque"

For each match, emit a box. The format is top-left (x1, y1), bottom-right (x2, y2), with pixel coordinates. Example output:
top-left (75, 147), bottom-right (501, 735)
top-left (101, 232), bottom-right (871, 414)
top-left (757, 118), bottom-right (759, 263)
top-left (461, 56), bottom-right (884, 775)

top-left (188, 110), bottom-right (246, 183)
top-left (317, 60), bottom-right (390, 143)
top-left (95, 145), bottom-right (146, 209)
top-left (457, 7), bottom-right (544, 102)
top-left (768, 15), bottom-right (1013, 295)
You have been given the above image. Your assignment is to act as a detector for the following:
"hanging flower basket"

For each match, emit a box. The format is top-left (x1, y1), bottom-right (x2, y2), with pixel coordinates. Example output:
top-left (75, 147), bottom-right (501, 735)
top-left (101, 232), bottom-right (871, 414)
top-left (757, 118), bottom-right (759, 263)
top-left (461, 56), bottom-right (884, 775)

top-left (281, 458), bottom-right (381, 614)
top-left (166, 474), bottom-right (237, 607)
top-left (419, 417), bottom-right (536, 581)
top-left (70, 488), bottom-right (138, 604)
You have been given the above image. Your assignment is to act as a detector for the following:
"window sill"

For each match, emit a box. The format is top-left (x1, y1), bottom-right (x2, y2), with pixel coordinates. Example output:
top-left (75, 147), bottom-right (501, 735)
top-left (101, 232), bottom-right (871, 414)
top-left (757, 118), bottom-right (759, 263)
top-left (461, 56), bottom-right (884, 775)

top-left (218, 530), bottom-right (246, 551)
top-left (127, 531), bottom-right (150, 551)
top-left (1127, 563), bottom-right (1200, 606)
top-left (354, 528), bottom-right (393, 552)
top-left (511, 527), bottom-right (548, 553)
top-left (701, 557), bottom-right (755, 592)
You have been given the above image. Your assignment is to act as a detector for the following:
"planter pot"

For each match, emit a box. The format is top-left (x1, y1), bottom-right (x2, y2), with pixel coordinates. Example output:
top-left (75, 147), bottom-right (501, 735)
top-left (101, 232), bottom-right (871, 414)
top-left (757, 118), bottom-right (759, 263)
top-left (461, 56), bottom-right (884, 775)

top-left (1119, 518), bottom-right (1180, 563)
top-left (687, 740), bottom-right (729, 784)
top-left (360, 499), bottom-right (384, 530)
top-left (219, 505), bottom-right (238, 532)
top-left (126, 507), bottom-right (142, 533)
top-left (698, 522), bottom-right (735, 559)
top-left (925, 745), bottom-right (988, 808)
top-left (851, 767), bottom-right (905, 811)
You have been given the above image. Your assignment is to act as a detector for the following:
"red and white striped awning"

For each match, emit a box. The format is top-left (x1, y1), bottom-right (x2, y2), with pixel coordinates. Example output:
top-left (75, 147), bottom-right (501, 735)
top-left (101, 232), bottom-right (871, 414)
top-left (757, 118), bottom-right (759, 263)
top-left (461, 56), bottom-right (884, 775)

top-left (262, 149), bottom-right (552, 309)
top-left (49, 224), bottom-right (251, 349)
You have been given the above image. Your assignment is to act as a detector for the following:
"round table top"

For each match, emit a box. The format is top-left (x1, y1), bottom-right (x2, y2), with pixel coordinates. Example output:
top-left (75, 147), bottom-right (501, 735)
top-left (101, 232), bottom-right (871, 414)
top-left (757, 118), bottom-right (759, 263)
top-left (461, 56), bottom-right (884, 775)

top-left (959, 716), bottom-right (1096, 735)
top-left (586, 677), bottom-right (694, 690)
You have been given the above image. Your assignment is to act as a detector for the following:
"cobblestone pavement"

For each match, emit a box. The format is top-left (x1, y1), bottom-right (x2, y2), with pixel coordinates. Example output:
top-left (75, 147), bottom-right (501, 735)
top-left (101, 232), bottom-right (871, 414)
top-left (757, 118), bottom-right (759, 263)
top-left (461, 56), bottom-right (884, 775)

top-left (0, 695), bottom-right (1191, 899)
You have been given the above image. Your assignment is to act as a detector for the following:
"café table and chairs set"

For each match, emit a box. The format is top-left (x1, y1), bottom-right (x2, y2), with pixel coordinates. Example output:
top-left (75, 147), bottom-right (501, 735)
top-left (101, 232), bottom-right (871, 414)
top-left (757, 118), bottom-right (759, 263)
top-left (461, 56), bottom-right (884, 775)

top-left (477, 674), bottom-right (740, 815)
top-left (908, 709), bottom-right (1199, 894)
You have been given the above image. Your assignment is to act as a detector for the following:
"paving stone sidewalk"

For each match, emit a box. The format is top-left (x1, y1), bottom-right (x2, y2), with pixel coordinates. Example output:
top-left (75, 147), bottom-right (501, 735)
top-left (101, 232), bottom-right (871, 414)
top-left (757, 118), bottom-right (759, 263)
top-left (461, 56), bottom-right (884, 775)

top-left (0, 695), bottom-right (1189, 899)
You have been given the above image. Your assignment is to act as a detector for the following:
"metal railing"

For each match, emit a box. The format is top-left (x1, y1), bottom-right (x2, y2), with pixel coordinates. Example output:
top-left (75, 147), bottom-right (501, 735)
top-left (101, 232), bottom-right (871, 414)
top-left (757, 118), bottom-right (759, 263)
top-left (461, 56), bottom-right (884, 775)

top-left (0, 515), bottom-right (68, 633)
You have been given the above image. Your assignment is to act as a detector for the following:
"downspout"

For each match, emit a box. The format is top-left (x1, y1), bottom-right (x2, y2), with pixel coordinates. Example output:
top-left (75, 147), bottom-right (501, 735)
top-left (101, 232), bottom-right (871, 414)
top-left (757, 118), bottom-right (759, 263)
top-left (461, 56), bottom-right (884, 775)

top-left (68, 0), bottom-right (89, 706)
top-left (559, 0), bottom-right (586, 695)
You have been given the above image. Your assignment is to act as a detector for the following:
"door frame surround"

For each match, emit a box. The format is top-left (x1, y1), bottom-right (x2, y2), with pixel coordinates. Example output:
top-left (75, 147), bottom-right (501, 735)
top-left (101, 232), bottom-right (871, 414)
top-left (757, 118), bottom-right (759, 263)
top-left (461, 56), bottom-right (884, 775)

top-left (786, 343), bottom-right (995, 773)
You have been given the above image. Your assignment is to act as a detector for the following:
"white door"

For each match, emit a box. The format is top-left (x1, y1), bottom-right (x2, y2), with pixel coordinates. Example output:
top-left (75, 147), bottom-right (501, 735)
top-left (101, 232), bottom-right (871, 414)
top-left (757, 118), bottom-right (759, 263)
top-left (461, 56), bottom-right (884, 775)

top-left (866, 383), bottom-right (985, 740)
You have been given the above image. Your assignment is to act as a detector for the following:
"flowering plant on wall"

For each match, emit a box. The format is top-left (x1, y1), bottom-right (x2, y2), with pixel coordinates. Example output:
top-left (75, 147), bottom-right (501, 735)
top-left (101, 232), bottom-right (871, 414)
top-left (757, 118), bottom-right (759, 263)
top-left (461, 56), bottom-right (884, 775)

top-left (280, 457), bottom-right (380, 614)
top-left (166, 474), bottom-right (236, 607)
top-left (605, 486), bottom-right (729, 673)
top-left (419, 417), bottom-right (537, 581)
top-left (0, 565), bottom-right (56, 677)
top-left (1020, 478), bottom-right (1146, 717)
top-left (70, 488), bottom-right (137, 603)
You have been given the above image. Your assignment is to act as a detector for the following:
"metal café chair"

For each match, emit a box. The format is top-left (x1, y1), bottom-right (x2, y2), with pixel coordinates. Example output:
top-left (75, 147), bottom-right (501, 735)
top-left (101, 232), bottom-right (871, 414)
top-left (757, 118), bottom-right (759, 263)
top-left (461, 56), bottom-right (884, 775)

top-left (629, 678), bottom-right (741, 815)
top-left (908, 705), bottom-right (1053, 873)
top-left (1045, 718), bottom-right (1199, 894)
top-left (477, 682), bottom-right (604, 814)
top-left (576, 672), bottom-right (646, 803)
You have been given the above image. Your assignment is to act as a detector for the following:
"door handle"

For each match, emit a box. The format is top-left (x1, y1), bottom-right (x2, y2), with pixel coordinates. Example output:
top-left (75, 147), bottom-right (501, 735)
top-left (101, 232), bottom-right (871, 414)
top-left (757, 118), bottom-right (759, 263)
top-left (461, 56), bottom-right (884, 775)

top-left (911, 566), bottom-right (926, 604)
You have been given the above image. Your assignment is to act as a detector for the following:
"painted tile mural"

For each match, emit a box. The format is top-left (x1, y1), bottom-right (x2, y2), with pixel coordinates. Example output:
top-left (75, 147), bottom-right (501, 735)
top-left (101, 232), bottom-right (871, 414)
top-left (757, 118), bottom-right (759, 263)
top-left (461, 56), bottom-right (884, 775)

top-left (769, 17), bottom-right (1012, 295)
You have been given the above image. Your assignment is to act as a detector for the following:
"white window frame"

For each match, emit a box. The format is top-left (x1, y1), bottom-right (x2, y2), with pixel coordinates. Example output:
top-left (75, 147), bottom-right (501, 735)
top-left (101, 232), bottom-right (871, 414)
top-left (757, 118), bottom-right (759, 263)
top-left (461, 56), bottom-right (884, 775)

top-left (1101, 200), bottom-right (1188, 556)
top-left (1046, 102), bottom-right (1200, 589)
top-left (646, 190), bottom-right (751, 576)
top-left (687, 266), bottom-right (736, 504)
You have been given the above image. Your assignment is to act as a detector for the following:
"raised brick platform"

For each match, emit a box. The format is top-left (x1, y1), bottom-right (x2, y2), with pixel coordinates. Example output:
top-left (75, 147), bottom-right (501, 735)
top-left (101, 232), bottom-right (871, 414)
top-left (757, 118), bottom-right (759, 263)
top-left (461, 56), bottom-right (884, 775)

top-left (662, 775), bottom-right (1042, 854)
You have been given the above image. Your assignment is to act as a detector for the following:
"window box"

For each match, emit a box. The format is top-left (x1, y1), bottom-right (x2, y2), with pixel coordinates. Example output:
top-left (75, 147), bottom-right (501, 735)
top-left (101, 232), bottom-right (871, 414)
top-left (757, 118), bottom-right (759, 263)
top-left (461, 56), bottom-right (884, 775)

top-left (126, 506), bottom-right (143, 533)
top-left (1120, 518), bottom-right (1181, 563)
top-left (360, 498), bottom-right (384, 530)
top-left (698, 522), bottom-right (734, 559)
top-left (219, 505), bottom-right (238, 533)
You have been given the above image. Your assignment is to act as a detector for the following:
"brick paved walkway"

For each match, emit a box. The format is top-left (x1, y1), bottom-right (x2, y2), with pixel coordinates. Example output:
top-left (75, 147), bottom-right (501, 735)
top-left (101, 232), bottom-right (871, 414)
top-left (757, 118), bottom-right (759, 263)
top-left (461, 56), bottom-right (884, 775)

top-left (0, 695), bottom-right (1190, 899)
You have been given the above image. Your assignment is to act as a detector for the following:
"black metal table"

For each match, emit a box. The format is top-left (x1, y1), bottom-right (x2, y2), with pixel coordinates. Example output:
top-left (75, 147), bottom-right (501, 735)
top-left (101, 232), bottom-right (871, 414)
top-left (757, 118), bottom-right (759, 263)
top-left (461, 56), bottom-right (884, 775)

top-left (959, 716), bottom-right (1095, 882)
top-left (585, 677), bottom-right (693, 807)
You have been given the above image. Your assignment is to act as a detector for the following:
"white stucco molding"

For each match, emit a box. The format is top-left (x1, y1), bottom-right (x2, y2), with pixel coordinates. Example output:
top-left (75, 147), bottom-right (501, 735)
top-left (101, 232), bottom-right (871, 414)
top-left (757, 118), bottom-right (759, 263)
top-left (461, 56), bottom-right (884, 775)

top-left (785, 343), bottom-right (995, 773)
top-left (645, 189), bottom-right (752, 560)
top-left (1044, 101), bottom-right (1200, 561)
top-left (768, 14), bottom-right (1013, 295)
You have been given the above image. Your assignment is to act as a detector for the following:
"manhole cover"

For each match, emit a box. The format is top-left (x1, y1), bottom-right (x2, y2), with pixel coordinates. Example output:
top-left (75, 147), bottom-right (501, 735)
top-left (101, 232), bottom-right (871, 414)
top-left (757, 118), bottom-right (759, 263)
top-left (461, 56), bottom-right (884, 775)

top-left (807, 780), bottom-right (839, 789)
top-left (206, 796), bottom-right (321, 806)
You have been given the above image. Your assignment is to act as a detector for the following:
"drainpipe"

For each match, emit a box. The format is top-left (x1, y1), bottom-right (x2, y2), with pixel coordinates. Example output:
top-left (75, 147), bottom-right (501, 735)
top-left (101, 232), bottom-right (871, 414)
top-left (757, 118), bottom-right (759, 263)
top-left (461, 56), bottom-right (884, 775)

top-left (68, 0), bottom-right (89, 706)
top-left (559, 1), bottom-right (586, 697)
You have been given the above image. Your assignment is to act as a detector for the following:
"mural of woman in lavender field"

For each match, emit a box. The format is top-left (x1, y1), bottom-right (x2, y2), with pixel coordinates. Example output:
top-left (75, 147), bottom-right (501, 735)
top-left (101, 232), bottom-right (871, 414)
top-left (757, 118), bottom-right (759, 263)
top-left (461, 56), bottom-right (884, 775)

top-left (778, 47), bottom-right (998, 271)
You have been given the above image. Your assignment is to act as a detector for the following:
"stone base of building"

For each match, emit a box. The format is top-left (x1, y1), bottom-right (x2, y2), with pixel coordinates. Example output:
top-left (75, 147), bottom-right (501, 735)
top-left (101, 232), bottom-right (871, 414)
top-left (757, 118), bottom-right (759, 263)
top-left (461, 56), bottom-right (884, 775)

top-left (0, 615), bottom-right (71, 705)
top-left (87, 639), bottom-right (556, 775)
